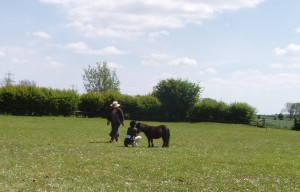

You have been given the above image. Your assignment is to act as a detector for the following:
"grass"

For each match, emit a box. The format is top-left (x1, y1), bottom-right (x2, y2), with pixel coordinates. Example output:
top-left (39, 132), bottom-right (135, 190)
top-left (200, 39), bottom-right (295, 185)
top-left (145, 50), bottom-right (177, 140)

top-left (1, 116), bottom-right (300, 191)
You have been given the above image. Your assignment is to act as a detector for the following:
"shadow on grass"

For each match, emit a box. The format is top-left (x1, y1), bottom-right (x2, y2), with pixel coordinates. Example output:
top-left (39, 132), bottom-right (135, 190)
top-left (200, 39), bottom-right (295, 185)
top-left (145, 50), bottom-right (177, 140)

top-left (88, 141), bottom-right (111, 144)
top-left (88, 141), bottom-right (161, 149)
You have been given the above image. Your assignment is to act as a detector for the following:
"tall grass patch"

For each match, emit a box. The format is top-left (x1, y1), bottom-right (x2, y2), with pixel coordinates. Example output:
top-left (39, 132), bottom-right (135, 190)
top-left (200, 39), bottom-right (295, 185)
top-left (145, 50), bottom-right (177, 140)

top-left (1, 116), bottom-right (300, 191)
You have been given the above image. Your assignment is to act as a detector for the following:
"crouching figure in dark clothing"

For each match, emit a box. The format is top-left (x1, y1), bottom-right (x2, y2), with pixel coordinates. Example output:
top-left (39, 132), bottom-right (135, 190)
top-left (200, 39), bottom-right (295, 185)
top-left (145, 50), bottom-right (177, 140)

top-left (124, 120), bottom-right (142, 147)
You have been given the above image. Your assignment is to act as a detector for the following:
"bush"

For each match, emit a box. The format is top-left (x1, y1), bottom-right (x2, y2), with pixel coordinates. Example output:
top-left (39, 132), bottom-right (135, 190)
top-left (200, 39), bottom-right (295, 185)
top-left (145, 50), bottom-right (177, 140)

top-left (293, 117), bottom-right (300, 130)
top-left (188, 99), bottom-right (256, 124)
top-left (0, 85), bottom-right (79, 116)
top-left (78, 92), bottom-right (104, 117)
top-left (189, 98), bottom-right (228, 122)
top-left (0, 85), bottom-right (16, 114)
top-left (227, 102), bottom-right (256, 124)
top-left (0, 85), bottom-right (256, 124)
top-left (50, 89), bottom-right (79, 116)
top-left (153, 78), bottom-right (201, 121)
top-left (78, 90), bottom-right (125, 118)
top-left (130, 95), bottom-right (161, 121)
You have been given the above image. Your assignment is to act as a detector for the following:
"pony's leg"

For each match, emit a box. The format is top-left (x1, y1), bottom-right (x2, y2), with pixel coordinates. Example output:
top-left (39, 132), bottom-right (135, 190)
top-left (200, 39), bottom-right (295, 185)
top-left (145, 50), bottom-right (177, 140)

top-left (166, 139), bottom-right (169, 147)
top-left (162, 139), bottom-right (166, 147)
top-left (162, 136), bottom-right (169, 147)
top-left (147, 139), bottom-right (151, 147)
top-left (164, 131), bottom-right (170, 147)
top-left (162, 136), bottom-right (166, 147)
top-left (163, 137), bottom-right (169, 147)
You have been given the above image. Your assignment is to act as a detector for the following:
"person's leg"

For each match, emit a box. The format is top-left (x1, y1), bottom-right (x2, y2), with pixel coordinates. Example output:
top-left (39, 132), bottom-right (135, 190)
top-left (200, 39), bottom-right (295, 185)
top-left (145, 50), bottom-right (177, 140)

top-left (110, 124), bottom-right (120, 142)
top-left (134, 136), bottom-right (142, 146)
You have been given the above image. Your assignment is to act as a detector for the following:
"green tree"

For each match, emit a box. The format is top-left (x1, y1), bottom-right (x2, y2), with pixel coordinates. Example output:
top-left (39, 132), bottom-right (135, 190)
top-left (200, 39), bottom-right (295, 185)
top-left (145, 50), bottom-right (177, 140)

top-left (78, 92), bottom-right (104, 117)
top-left (82, 61), bottom-right (120, 93)
top-left (130, 95), bottom-right (161, 121)
top-left (278, 113), bottom-right (284, 120)
top-left (189, 98), bottom-right (228, 122)
top-left (283, 102), bottom-right (300, 120)
top-left (227, 102), bottom-right (256, 124)
top-left (153, 78), bottom-right (201, 121)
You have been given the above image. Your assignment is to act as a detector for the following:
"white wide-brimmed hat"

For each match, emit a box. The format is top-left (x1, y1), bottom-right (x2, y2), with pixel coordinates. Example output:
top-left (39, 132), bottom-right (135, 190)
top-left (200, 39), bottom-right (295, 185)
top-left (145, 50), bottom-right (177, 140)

top-left (110, 101), bottom-right (120, 107)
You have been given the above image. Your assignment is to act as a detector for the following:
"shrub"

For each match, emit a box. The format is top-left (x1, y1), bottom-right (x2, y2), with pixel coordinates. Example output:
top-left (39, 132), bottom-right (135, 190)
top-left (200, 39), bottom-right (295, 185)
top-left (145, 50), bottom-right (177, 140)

top-left (130, 95), bottom-right (161, 121)
top-left (227, 102), bottom-right (256, 124)
top-left (50, 89), bottom-right (79, 116)
top-left (0, 85), bottom-right (16, 114)
top-left (188, 99), bottom-right (256, 124)
top-left (0, 85), bottom-right (79, 116)
top-left (78, 92), bottom-right (104, 117)
top-left (189, 98), bottom-right (228, 122)
top-left (293, 117), bottom-right (300, 130)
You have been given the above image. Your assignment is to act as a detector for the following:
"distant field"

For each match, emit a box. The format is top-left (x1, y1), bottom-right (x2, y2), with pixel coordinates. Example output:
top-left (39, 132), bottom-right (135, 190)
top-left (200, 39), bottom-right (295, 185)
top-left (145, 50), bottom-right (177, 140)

top-left (1, 116), bottom-right (300, 191)
top-left (255, 115), bottom-right (294, 129)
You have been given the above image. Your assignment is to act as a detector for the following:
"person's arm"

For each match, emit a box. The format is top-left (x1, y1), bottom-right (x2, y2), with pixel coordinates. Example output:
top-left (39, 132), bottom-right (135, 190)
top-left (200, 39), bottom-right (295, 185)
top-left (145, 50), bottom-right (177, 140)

top-left (107, 108), bottom-right (112, 125)
top-left (118, 108), bottom-right (125, 126)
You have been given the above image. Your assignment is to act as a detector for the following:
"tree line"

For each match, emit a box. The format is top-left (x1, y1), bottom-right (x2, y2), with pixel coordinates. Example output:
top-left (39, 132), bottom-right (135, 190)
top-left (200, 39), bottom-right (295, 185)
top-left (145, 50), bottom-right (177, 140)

top-left (0, 83), bottom-right (256, 124)
top-left (0, 62), bottom-right (256, 124)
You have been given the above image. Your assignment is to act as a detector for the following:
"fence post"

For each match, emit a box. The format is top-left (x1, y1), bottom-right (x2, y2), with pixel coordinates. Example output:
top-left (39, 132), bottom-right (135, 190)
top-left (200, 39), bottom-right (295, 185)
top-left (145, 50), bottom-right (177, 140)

top-left (262, 118), bottom-right (267, 132)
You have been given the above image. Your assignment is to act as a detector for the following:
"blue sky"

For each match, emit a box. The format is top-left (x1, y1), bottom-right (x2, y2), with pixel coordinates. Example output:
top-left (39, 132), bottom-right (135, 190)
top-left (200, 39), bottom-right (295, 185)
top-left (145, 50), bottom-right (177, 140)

top-left (1, 0), bottom-right (300, 114)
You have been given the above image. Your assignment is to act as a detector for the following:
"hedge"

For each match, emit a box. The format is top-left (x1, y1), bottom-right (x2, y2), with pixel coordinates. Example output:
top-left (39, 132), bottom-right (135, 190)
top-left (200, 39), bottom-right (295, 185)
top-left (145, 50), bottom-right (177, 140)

top-left (0, 85), bottom-right (256, 124)
top-left (0, 85), bottom-right (78, 116)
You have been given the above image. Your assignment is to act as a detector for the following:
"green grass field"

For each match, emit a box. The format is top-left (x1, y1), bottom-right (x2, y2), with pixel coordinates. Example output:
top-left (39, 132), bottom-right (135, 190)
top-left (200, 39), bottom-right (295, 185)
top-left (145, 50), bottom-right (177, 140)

top-left (1, 116), bottom-right (300, 191)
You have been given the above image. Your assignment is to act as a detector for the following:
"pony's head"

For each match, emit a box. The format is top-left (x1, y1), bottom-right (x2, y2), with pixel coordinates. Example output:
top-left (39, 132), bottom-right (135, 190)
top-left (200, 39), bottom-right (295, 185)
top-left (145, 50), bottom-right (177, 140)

top-left (135, 123), bottom-right (142, 134)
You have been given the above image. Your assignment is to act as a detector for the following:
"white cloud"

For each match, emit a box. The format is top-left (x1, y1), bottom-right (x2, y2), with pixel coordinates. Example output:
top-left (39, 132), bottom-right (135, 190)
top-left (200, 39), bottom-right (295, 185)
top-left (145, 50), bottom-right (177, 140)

top-left (107, 62), bottom-right (122, 69)
top-left (39, 0), bottom-right (264, 38)
top-left (202, 70), bottom-right (300, 113)
top-left (44, 57), bottom-right (66, 69)
top-left (12, 58), bottom-right (27, 63)
top-left (65, 42), bottom-right (126, 55)
top-left (101, 46), bottom-right (127, 55)
top-left (47, 61), bottom-right (65, 68)
top-left (199, 67), bottom-right (218, 75)
top-left (289, 63), bottom-right (300, 68)
top-left (274, 44), bottom-right (300, 58)
top-left (168, 57), bottom-right (198, 67)
top-left (0, 46), bottom-right (34, 62)
top-left (33, 31), bottom-right (51, 39)
top-left (273, 47), bottom-right (286, 56)
top-left (270, 63), bottom-right (300, 69)
top-left (148, 30), bottom-right (170, 41)
top-left (270, 63), bottom-right (284, 68)
top-left (161, 72), bottom-right (174, 79)
top-left (150, 53), bottom-right (171, 60)
top-left (296, 27), bottom-right (300, 33)
top-left (229, 70), bottom-right (300, 88)
top-left (205, 70), bottom-right (300, 98)
top-left (142, 53), bottom-right (198, 67)
top-left (0, 46), bottom-right (26, 55)
top-left (0, 49), bottom-right (6, 57)
top-left (141, 59), bottom-right (162, 67)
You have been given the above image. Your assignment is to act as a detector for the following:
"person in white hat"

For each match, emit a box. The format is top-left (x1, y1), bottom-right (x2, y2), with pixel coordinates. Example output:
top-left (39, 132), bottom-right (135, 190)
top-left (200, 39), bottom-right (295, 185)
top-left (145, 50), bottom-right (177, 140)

top-left (107, 101), bottom-right (125, 143)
